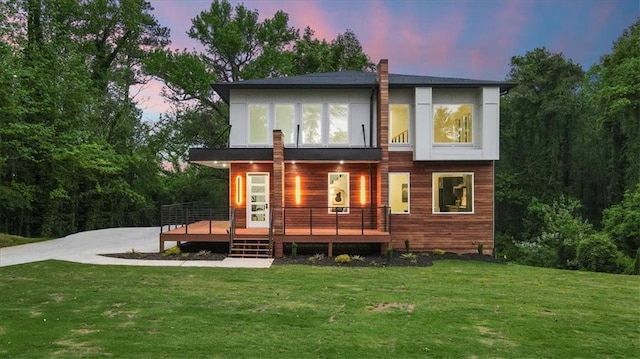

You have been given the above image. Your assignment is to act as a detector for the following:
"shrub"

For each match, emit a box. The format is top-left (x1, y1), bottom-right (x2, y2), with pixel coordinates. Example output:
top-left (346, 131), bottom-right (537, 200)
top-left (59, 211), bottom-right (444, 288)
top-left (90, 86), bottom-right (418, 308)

top-left (335, 254), bottom-right (351, 264)
top-left (307, 253), bottom-right (326, 264)
top-left (477, 243), bottom-right (484, 255)
top-left (163, 246), bottom-right (181, 256)
top-left (633, 248), bottom-right (640, 275)
top-left (602, 183), bottom-right (640, 257)
top-left (400, 252), bottom-right (417, 263)
top-left (196, 250), bottom-right (211, 257)
top-left (291, 242), bottom-right (298, 258)
top-left (432, 249), bottom-right (445, 255)
top-left (386, 247), bottom-right (394, 262)
top-left (404, 239), bottom-right (410, 253)
top-left (351, 255), bottom-right (365, 262)
top-left (576, 233), bottom-right (618, 273)
top-left (522, 196), bottom-right (593, 269)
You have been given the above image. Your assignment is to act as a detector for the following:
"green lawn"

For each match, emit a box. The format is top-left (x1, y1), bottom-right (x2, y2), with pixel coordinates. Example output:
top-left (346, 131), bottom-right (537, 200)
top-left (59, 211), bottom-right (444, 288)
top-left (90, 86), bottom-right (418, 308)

top-left (0, 233), bottom-right (50, 248)
top-left (1, 260), bottom-right (638, 358)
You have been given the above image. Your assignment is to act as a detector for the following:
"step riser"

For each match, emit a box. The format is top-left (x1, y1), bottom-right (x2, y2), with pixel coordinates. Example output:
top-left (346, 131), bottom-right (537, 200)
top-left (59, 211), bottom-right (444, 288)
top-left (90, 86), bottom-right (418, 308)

top-left (230, 237), bottom-right (271, 258)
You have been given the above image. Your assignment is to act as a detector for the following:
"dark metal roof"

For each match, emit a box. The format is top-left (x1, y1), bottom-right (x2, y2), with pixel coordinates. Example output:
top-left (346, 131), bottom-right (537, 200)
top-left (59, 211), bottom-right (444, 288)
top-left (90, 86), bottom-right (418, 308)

top-left (189, 148), bottom-right (273, 162)
top-left (212, 71), bottom-right (516, 102)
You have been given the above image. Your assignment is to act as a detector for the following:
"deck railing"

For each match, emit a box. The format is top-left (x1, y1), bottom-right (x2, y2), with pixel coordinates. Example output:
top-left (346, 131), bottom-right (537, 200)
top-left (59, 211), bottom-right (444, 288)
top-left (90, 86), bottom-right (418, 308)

top-left (160, 202), bottom-right (233, 234)
top-left (229, 207), bottom-right (236, 249)
top-left (282, 206), bottom-right (390, 235)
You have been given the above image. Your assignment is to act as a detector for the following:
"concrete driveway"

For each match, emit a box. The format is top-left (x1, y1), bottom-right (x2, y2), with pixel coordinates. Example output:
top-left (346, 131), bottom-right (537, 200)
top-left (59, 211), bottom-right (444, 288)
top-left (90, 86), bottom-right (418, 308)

top-left (0, 227), bottom-right (273, 268)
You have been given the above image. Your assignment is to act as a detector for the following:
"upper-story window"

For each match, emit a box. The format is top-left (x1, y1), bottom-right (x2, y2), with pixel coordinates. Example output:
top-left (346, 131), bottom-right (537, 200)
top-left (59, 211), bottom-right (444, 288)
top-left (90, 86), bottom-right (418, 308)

top-left (302, 104), bottom-right (322, 144)
top-left (433, 104), bottom-right (473, 144)
top-left (390, 104), bottom-right (409, 144)
top-left (275, 104), bottom-right (295, 144)
top-left (248, 104), bottom-right (269, 144)
top-left (329, 104), bottom-right (349, 144)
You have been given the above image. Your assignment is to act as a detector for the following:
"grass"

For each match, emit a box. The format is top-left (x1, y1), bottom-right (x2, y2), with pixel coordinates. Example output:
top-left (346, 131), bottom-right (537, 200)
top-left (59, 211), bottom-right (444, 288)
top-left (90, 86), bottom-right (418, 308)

top-left (0, 233), bottom-right (50, 248)
top-left (0, 260), bottom-right (638, 358)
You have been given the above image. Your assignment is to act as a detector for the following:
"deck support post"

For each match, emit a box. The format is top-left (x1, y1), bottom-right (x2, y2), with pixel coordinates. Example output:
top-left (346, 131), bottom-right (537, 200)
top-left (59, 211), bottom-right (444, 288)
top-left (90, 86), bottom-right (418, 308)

top-left (275, 240), bottom-right (283, 257)
top-left (328, 241), bottom-right (333, 257)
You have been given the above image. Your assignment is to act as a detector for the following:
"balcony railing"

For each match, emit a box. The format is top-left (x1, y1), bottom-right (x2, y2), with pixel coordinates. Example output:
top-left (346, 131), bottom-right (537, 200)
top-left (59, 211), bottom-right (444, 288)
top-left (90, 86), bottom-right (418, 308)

top-left (160, 202), bottom-right (233, 234)
top-left (282, 206), bottom-right (390, 235)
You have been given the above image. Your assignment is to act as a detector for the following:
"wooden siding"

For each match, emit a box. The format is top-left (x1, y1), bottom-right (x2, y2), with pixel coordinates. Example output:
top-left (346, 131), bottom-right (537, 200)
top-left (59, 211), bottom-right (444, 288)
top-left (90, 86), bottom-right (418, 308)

top-left (388, 151), bottom-right (494, 254)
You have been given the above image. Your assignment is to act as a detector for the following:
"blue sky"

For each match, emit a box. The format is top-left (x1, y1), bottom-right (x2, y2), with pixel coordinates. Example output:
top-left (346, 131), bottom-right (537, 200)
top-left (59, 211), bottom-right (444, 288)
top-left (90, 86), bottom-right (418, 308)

top-left (138, 0), bottom-right (639, 120)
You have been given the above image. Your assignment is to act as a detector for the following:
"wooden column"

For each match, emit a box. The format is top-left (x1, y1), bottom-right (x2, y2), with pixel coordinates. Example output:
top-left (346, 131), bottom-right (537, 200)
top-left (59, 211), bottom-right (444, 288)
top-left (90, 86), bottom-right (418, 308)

top-left (272, 130), bottom-right (285, 236)
top-left (376, 59), bottom-right (390, 234)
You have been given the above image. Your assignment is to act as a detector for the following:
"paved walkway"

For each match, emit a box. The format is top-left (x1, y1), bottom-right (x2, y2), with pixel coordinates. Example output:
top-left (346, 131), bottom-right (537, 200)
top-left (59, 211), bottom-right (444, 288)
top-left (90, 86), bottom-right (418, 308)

top-left (0, 227), bottom-right (273, 268)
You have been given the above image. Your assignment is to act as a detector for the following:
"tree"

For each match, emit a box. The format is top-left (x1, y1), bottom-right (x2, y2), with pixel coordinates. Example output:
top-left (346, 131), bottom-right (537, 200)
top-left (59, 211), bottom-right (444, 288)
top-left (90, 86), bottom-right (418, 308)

top-left (497, 48), bottom-right (585, 239)
top-left (588, 20), bottom-right (640, 204)
top-left (602, 183), bottom-right (640, 257)
top-left (145, 0), bottom-right (373, 152)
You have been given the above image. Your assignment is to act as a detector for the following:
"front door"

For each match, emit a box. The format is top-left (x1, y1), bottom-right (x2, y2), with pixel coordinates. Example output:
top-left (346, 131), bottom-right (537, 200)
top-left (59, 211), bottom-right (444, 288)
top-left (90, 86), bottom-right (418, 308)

top-left (246, 173), bottom-right (269, 228)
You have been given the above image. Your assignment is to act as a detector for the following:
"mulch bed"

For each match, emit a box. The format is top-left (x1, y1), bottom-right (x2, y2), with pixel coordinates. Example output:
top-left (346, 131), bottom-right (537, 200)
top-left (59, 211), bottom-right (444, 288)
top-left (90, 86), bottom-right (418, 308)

top-left (103, 248), bottom-right (504, 267)
top-left (272, 252), bottom-right (504, 267)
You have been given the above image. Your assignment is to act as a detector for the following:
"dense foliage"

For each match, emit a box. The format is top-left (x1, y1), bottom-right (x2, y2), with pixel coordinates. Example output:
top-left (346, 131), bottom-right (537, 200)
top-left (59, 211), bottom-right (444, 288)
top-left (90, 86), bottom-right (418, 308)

top-left (0, 1), bottom-right (637, 273)
top-left (497, 20), bottom-right (640, 273)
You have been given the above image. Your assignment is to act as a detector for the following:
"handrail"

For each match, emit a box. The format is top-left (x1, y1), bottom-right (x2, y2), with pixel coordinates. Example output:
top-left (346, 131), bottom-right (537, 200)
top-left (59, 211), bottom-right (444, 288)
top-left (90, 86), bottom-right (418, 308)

top-left (391, 129), bottom-right (408, 144)
top-left (229, 207), bottom-right (236, 251)
top-left (160, 202), bottom-right (232, 234)
top-left (282, 206), bottom-right (390, 235)
top-left (268, 209), bottom-right (274, 256)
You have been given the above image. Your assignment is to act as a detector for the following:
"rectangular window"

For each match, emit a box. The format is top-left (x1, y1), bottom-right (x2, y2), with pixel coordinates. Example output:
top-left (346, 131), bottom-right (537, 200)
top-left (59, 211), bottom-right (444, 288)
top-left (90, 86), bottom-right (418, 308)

top-left (433, 173), bottom-right (473, 213)
top-left (433, 104), bottom-right (473, 144)
top-left (275, 104), bottom-right (295, 144)
top-left (389, 173), bottom-right (410, 214)
top-left (328, 104), bottom-right (349, 144)
top-left (390, 104), bottom-right (409, 144)
top-left (328, 172), bottom-right (349, 214)
top-left (248, 104), bottom-right (268, 144)
top-left (302, 104), bottom-right (322, 144)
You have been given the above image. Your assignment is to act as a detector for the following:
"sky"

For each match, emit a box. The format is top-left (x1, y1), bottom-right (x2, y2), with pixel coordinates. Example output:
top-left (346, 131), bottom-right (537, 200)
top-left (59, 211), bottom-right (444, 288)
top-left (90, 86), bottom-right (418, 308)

top-left (137, 0), bottom-right (639, 121)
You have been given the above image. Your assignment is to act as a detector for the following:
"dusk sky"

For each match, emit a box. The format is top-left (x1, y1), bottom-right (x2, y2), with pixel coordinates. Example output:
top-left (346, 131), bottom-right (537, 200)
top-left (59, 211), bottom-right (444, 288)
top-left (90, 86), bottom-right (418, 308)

top-left (138, 0), bottom-right (639, 121)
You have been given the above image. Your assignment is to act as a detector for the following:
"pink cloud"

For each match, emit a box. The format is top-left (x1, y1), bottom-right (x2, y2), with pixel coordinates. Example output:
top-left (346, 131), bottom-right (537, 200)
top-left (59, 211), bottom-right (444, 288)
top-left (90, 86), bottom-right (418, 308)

top-left (131, 80), bottom-right (172, 120)
top-left (466, 1), bottom-right (532, 79)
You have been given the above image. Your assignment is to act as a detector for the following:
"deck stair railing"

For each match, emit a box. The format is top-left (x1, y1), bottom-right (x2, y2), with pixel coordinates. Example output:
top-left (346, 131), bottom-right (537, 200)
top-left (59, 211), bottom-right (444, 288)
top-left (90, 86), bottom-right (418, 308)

top-left (282, 206), bottom-right (390, 235)
top-left (229, 207), bottom-right (236, 249)
top-left (160, 202), bottom-right (233, 234)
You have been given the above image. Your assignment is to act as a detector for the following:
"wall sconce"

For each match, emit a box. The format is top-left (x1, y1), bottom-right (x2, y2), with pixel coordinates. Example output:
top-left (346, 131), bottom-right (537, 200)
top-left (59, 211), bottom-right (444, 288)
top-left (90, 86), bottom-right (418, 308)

top-left (295, 175), bottom-right (301, 205)
top-left (360, 175), bottom-right (366, 205)
top-left (235, 175), bottom-right (243, 205)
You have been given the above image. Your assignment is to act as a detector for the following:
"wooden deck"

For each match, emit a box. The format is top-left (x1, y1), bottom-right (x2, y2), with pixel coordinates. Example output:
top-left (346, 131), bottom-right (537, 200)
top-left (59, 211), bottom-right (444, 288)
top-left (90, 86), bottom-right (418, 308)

top-left (159, 220), bottom-right (391, 256)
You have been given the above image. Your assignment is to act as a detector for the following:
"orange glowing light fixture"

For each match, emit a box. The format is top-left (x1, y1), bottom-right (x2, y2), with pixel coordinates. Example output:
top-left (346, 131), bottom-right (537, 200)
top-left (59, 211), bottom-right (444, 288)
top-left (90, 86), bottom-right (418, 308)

top-left (360, 176), bottom-right (366, 205)
top-left (235, 175), bottom-right (243, 205)
top-left (295, 176), bottom-right (301, 205)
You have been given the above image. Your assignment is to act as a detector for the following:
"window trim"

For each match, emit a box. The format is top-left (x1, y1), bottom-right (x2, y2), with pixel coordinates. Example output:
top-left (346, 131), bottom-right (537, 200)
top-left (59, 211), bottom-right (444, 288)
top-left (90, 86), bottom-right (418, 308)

top-left (432, 172), bottom-right (474, 214)
top-left (432, 103), bottom-right (474, 146)
top-left (389, 172), bottom-right (410, 214)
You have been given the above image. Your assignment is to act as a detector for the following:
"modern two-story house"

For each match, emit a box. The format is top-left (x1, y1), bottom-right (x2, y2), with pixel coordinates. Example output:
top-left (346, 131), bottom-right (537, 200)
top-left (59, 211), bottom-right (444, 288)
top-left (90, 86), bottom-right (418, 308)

top-left (160, 59), bottom-right (515, 257)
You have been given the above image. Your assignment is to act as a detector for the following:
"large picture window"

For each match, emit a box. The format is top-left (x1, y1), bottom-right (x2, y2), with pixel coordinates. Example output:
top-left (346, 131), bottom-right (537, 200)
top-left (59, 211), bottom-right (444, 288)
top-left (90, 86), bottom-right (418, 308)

top-left (275, 104), bottom-right (295, 144)
top-left (433, 173), bottom-right (473, 213)
top-left (248, 104), bottom-right (268, 144)
top-left (302, 104), bottom-right (322, 144)
top-left (433, 104), bottom-right (473, 144)
top-left (328, 104), bottom-right (349, 144)
top-left (389, 173), bottom-right (410, 214)
top-left (390, 104), bottom-right (409, 144)
top-left (328, 172), bottom-right (349, 214)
